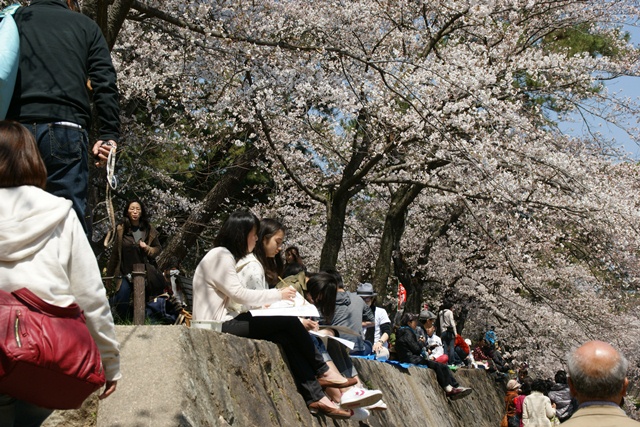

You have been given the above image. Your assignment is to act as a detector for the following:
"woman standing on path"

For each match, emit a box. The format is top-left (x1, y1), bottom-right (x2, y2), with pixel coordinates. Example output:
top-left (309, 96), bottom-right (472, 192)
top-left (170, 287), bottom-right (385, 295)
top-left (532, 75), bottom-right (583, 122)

top-left (105, 199), bottom-right (162, 321)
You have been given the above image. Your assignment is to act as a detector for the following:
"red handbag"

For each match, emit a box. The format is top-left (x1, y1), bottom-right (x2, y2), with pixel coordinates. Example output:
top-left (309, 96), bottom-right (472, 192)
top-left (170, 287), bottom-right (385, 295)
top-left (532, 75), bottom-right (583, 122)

top-left (0, 287), bottom-right (106, 409)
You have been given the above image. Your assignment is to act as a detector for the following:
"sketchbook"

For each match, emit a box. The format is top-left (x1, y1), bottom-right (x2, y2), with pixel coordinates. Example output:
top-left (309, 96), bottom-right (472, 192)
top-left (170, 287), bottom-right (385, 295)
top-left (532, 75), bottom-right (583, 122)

top-left (310, 330), bottom-right (355, 350)
top-left (249, 291), bottom-right (320, 318)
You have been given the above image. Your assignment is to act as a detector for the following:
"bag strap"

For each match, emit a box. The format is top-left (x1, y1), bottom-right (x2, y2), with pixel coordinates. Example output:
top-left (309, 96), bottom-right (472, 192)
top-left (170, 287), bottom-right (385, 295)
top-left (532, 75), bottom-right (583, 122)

top-left (11, 288), bottom-right (81, 318)
top-left (0, 4), bottom-right (21, 17)
top-left (103, 146), bottom-right (118, 248)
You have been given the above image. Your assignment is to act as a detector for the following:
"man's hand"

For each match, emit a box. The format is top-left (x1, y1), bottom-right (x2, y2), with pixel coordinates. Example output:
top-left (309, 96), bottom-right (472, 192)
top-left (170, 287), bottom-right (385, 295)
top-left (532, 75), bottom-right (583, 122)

top-left (93, 140), bottom-right (117, 167)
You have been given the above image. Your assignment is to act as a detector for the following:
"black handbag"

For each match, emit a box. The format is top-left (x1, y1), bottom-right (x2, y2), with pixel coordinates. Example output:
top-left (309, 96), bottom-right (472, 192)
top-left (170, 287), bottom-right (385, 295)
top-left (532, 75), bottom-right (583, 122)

top-left (144, 262), bottom-right (166, 297)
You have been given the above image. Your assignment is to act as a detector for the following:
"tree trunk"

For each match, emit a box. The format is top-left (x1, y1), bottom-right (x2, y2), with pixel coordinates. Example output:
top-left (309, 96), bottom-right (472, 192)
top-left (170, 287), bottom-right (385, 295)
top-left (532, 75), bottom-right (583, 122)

top-left (155, 144), bottom-right (258, 270)
top-left (319, 188), bottom-right (352, 270)
top-left (372, 183), bottom-right (424, 298)
top-left (393, 203), bottom-right (465, 314)
top-left (82, 0), bottom-right (133, 49)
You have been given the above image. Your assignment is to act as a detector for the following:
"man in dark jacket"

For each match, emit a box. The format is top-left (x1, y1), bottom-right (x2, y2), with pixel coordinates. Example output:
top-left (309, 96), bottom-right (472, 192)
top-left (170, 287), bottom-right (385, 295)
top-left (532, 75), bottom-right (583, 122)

top-left (548, 370), bottom-right (577, 422)
top-left (8, 0), bottom-right (119, 233)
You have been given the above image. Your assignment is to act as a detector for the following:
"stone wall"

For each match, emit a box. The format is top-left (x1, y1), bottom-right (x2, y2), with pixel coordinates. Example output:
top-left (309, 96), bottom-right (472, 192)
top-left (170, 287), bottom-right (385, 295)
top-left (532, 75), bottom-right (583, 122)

top-left (43, 325), bottom-right (504, 426)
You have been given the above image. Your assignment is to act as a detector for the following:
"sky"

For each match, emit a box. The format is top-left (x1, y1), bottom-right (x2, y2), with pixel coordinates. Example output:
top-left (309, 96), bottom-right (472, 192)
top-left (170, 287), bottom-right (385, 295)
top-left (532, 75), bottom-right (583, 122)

top-left (558, 24), bottom-right (640, 160)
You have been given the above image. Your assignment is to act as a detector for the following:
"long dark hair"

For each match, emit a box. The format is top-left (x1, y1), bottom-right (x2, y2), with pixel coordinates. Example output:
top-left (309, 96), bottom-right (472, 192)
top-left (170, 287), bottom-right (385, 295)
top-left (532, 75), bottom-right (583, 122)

top-left (284, 246), bottom-right (304, 265)
top-left (214, 211), bottom-right (260, 261)
top-left (122, 199), bottom-right (151, 232)
top-left (254, 218), bottom-right (285, 287)
top-left (306, 272), bottom-right (338, 322)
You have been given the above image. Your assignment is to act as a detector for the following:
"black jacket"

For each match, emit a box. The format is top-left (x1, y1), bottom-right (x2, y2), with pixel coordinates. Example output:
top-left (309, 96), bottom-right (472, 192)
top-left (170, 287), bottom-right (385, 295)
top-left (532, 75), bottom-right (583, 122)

top-left (395, 326), bottom-right (426, 365)
top-left (8, 0), bottom-right (120, 141)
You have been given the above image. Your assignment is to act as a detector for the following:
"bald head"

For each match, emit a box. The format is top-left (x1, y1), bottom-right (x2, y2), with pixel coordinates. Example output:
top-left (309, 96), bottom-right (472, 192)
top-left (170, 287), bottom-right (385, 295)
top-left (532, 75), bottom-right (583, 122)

top-left (566, 340), bottom-right (628, 404)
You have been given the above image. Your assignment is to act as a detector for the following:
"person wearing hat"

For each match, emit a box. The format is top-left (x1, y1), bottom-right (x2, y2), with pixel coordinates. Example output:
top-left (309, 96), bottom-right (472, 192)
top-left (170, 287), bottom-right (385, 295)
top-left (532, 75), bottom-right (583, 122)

top-left (394, 312), bottom-right (473, 400)
top-left (502, 379), bottom-right (521, 427)
top-left (419, 309), bottom-right (437, 326)
top-left (415, 309), bottom-right (437, 351)
top-left (357, 283), bottom-right (391, 360)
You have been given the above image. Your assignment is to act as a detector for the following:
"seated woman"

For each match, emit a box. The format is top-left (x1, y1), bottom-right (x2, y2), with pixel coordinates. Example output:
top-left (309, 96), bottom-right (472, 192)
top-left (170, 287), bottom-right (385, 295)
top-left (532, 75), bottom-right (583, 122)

top-left (394, 312), bottom-right (473, 400)
top-left (304, 272), bottom-right (384, 412)
top-left (236, 218), bottom-right (285, 291)
top-left (0, 121), bottom-right (120, 426)
top-left (283, 245), bottom-right (305, 277)
top-left (236, 219), bottom-right (379, 414)
top-left (191, 211), bottom-right (352, 419)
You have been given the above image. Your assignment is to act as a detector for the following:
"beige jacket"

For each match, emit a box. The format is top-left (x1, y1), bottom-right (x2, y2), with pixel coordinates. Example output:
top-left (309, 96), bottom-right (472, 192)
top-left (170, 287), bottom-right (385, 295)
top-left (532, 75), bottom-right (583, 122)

top-left (522, 391), bottom-right (555, 427)
top-left (562, 404), bottom-right (640, 427)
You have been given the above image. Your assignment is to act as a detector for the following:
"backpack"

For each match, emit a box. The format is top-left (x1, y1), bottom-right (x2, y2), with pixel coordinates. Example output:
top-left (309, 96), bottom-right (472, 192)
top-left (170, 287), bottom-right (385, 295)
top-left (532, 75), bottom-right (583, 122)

top-left (0, 4), bottom-right (20, 119)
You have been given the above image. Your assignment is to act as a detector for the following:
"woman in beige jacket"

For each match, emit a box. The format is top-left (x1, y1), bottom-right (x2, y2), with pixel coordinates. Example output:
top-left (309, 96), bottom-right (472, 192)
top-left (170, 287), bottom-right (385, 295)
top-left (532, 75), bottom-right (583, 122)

top-left (522, 379), bottom-right (556, 426)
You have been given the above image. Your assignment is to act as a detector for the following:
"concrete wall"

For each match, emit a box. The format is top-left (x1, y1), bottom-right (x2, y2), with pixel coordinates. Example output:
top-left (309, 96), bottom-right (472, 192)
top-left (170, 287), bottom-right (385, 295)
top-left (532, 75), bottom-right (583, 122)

top-left (43, 325), bottom-right (504, 426)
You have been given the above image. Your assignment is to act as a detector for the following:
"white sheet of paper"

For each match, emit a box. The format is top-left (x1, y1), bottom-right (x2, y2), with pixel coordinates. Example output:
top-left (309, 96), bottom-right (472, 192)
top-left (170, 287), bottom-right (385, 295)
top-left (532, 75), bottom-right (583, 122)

top-left (249, 291), bottom-right (320, 318)
top-left (309, 330), bottom-right (355, 350)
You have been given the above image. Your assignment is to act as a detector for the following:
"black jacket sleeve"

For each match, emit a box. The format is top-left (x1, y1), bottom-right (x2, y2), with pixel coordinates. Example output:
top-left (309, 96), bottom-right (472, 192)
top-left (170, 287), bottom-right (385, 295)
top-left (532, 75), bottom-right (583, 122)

top-left (394, 327), bottom-right (425, 365)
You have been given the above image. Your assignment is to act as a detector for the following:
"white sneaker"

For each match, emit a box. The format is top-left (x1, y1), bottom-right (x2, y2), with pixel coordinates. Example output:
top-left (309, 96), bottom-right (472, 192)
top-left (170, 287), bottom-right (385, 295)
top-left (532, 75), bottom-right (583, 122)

top-left (366, 399), bottom-right (387, 411)
top-left (340, 387), bottom-right (383, 409)
top-left (350, 407), bottom-right (371, 421)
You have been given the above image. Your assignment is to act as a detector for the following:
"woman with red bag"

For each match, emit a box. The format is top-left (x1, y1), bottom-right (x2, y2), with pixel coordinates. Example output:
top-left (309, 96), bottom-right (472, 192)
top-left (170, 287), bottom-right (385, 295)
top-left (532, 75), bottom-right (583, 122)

top-left (0, 121), bottom-right (120, 426)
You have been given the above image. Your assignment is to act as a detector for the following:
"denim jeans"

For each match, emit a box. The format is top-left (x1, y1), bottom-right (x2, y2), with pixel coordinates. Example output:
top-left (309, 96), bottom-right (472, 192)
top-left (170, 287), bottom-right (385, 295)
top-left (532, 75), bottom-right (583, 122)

top-left (110, 276), bottom-right (133, 321)
top-left (25, 123), bottom-right (89, 234)
top-left (441, 330), bottom-right (456, 365)
top-left (0, 395), bottom-right (53, 427)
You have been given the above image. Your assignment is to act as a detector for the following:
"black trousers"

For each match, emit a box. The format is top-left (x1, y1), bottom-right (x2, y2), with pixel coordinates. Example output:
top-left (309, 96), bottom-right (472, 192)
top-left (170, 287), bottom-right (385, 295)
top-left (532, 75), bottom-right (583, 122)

top-left (421, 359), bottom-right (458, 390)
top-left (223, 313), bottom-right (327, 404)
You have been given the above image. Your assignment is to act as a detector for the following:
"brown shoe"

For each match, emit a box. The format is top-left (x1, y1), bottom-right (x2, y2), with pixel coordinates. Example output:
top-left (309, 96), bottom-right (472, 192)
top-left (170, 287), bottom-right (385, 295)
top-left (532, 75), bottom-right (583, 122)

top-left (317, 376), bottom-right (358, 389)
top-left (308, 400), bottom-right (353, 419)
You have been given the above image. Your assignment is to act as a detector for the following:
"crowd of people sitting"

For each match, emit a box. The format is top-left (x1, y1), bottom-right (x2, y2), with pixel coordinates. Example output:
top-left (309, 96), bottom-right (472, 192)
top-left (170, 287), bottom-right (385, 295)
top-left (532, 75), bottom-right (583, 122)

top-left (184, 211), bottom-right (493, 420)
top-left (100, 207), bottom-right (638, 426)
top-left (96, 198), bottom-right (566, 422)
top-left (96, 206), bottom-right (517, 420)
top-left (2, 120), bottom-right (637, 425)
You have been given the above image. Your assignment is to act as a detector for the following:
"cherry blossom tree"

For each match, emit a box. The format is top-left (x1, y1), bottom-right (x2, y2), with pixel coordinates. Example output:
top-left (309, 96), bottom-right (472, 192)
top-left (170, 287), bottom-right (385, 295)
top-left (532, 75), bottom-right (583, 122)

top-left (5, 0), bottom-right (640, 383)
top-left (110, 0), bottom-right (640, 378)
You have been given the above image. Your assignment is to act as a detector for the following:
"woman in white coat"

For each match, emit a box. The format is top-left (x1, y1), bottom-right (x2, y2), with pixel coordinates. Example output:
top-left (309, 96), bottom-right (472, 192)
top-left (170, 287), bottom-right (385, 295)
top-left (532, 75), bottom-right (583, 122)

top-left (522, 379), bottom-right (556, 426)
top-left (0, 121), bottom-right (120, 426)
top-left (192, 211), bottom-right (352, 419)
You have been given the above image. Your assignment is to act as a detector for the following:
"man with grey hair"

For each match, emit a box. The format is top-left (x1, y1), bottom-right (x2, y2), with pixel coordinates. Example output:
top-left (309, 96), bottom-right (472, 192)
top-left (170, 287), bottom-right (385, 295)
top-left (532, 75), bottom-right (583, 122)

top-left (562, 340), bottom-right (639, 426)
